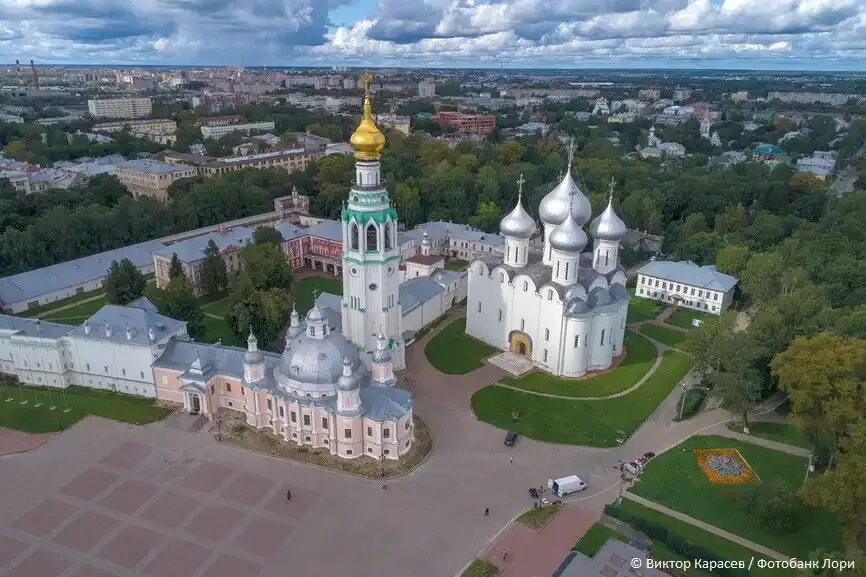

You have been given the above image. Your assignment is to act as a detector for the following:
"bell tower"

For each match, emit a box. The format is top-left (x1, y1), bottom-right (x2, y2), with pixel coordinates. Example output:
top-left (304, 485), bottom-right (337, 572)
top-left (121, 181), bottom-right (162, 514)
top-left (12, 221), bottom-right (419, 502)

top-left (341, 71), bottom-right (404, 370)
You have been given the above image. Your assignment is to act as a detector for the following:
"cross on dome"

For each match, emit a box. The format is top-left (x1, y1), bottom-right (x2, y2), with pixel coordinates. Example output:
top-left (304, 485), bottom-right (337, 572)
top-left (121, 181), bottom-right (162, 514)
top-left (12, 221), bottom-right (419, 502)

top-left (361, 69), bottom-right (372, 95)
top-left (566, 136), bottom-right (575, 168)
top-left (516, 172), bottom-right (525, 198)
top-left (608, 177), bottom-right (616, 200)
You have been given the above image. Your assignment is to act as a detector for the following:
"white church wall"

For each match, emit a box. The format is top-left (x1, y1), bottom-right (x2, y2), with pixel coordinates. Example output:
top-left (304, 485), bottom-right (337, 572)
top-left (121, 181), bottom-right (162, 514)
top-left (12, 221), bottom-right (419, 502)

top-left (66, 337), bottom-right (157, 397)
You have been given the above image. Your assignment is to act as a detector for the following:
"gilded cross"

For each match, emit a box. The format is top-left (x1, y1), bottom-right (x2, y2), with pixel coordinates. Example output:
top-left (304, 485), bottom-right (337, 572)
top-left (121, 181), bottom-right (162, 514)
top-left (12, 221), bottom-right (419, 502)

top-left (361, 70), bottom-right (372, 94)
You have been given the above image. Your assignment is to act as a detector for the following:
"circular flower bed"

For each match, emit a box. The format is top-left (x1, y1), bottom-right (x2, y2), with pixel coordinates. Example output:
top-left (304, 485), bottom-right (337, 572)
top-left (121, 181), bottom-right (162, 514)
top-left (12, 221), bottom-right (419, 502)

top-left (693, 448), bottom-right (758, 485)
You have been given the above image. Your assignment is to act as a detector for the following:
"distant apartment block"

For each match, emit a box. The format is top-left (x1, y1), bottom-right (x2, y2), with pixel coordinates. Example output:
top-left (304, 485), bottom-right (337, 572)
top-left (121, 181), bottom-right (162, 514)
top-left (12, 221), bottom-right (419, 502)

top-left (375, 114), bottom-right (411, 135)
top-left (93, 119), bottom-right (176, 134)
top-left (200, 121), bottom-right (276, 139)
top-left (418, 80), bottom-right (436, 97)
top-left (87, 97), bottom-right (153, 119)
top-left (435, 111), bottom-right (495, 135)
top-left (638, 88), bottom-right (661, 100)
top-left (196, 115), bottom-right (245, 127)
top-left (767, 91), bottom-right (858, 106)
top-left (115, 159), bottom-right (197, 201)
top-left (163, 147), bottom-right (321, 177)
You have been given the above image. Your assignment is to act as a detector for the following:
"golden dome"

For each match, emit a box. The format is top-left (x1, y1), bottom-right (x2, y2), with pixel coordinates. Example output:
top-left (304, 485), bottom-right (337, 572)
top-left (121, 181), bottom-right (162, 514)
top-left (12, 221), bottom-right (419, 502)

top-left (350, 71), bottom-right (385, 161)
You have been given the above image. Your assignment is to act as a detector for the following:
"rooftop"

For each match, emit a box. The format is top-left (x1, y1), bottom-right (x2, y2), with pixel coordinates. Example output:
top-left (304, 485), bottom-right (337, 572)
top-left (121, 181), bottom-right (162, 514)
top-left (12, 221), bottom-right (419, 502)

top-left (153, 226), bottom-right (255, 264)
top-left (638, 260), bottom-right (738, 292)
top-left (119, 159), bottom-right (196, 175)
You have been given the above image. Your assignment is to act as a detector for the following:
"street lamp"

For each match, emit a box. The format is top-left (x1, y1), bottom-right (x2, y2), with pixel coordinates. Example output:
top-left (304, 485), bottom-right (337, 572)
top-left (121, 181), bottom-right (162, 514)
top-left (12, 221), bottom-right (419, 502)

top-left (678, 382), bottom-right (711, 421)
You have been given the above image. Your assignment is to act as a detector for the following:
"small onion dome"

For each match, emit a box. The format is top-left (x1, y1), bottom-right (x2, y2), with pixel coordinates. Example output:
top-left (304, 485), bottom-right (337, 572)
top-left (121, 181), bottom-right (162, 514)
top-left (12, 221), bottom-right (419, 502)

top-left (337, 357), bottom-right (356, 391)
top-left (306, 304), bottom-right (325, 323)
top-left (548, 212), bottom-right (587, 253)
top-left (349, 75), bottom-right (385, 161)
top-left (286, 305), bottom-right (304, 341)
top-left (539, 166), bottom-right (592, 226)
top-left (500, 193), bottom-right (535, 239)
top-left (372, 330), bottom-right (392, 363)
top-left (590, 196), bottom-right (627, 241)
top-left (244, 329), bottom-right (264, 364)
top-left (421, 230), bottom-right (431, 247)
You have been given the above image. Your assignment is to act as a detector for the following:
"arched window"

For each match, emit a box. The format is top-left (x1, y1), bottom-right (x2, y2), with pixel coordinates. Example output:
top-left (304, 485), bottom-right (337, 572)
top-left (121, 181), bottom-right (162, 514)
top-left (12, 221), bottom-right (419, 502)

top-left (384, 223), bottom-right (392, 250)
top-left (499, 272), bottom-right (505, 283)
top-left (366, 223), bottom-right (378, 252)
top-left (600, 329), bottom-right (605, 346)
top-left (520, 318), bottom-right (525, 331)
top-left (547, 290), bottom-right (553, 301)
top-left (350, 223), bottom-right (359, 250)
top-left (555, 261), bottom-right (560, 277)
top-left (604, 251), bottom-right (610, 266)
top-left (310, 325), bottom-right (316, 337)
top-left (523, 281), bottom-right (528, 291)
top-left (565, 262), bottom-right (570, 278)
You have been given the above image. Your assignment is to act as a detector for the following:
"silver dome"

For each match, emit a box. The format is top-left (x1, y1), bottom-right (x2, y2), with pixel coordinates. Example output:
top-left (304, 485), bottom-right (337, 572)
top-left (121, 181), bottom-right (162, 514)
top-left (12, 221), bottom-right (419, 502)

top-left (590, 196), bottom-right (627, 241)
top-left (306, 304), bottom-right (325, 322)
top-left (500, 192), bottom-right (535, 239)
top-left (539, 166), bottom-right (591, 226)
top-left (275, 329), bottom-right (361, 391)
top-left (548, 213), bottom-right (587, 253)
top-left (244, 330), bottom-right (264, 365)
top-left (565, 297), bottom-right (591, 316)
top-left (372, 330), bottom-right (392, 364)
top-left (337, 357), bottom-right (357, 391)
top-left (285, 306), bottom-right (304, 342)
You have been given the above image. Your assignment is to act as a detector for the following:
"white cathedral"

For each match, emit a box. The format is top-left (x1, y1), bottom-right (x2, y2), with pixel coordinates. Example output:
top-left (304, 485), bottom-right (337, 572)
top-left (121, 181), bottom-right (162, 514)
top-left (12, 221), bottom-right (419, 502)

top-left (466, 157), bottom-right (631, 378)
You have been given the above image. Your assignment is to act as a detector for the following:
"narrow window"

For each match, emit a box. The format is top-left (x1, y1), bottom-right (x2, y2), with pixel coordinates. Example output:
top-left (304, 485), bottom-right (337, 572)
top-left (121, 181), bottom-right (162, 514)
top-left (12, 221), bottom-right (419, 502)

top-left (384, 223), bottom-right (392, 250)
top-left (555, 261), bottom-right (560, 277)
top-left (545, 328), bottom-right (550, 341)
top-left (322, 417), bottom-right (328, 428)
top-left (605, 251), bottom-right (609, 266)
top-left (574, 335), bottom-right (579, 348)
top-left (350, 223), bottom-right (359, 249)
top-left (543, 349), bottom-right (548, 362)
top-left (366, 223), bottom-right (378, 252)
top-left (520, 318), bottom-right (525, 331)
top-left (303, 414), bottom-right (310, 426)
top-left (383, 428), bottom-right (390, 439)
top-left (600, 329), bottom-right (606, 346)
top-left (345, 429), bottom-right (352, 439)
top-left (367, 426), bottom-right (373, 436)
top-left (548, 290), bottom-right (553, 301)
top-left (565, 262), bottom-right (569, 278)
top-left (226, 382), bottom-right (232, 392)
top-left (523, 281), bottom-right (528, 291)
top-left (498, 309), bottom-right (502, 322)
top-left (290, 411), bottom-right (296, 422)
top-left (267, 398), bottom-right (272, 410)
top-left (279, 406), bottom-right (285, 417)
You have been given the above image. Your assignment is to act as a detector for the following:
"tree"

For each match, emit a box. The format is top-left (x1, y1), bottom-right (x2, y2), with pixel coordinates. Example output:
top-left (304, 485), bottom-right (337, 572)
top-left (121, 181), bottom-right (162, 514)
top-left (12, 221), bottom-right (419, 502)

top-left (738, 480), bottom-right (803, 533)
top-left (239, 243), bottom-right (292, 291)
top-left (740, 251), bottom-right (787, 305)
top-left (468, 201), bottom-right (502, 232)
top-left (771, 333), bottom-right (866, 450)
top-left (801, 420), bottom-right (866, 549)
top-left (169, 253), bottom-right (184, 279)
top-left (253, 226), bottom-right (283, 246)
top-left (158, 276), bottom-right (202, 337)
top-left (715, 244), bottom-right (751, 276)
top-left (227, 281), bottom-right (291, 348)
top-left (394, 182), bottom-right (422, 228)
top-left (199, 239), bottom-right (228, 294)
top-left (709, 369), bottom-right (764, 432)
top-left (683, 312), bottom-right (756, 375)
top-left (104, 258), bottom-right (146, 305)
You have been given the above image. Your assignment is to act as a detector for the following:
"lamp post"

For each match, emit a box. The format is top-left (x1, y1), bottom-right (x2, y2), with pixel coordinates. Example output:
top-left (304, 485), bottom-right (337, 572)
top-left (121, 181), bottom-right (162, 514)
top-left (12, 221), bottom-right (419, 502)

top-left (678, 382), bottom-right (711, 420)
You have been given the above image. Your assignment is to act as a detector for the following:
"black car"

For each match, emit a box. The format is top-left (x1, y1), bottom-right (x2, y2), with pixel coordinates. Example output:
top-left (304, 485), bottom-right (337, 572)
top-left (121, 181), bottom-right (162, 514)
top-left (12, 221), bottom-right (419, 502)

top-left (504, 431), bottom-right (518, 446)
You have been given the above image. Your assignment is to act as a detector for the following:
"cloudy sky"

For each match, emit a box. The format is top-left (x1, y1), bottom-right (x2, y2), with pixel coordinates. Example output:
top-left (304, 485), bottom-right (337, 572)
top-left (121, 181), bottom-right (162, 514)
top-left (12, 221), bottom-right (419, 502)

top-left (1, 0), bottom-right (864, 69)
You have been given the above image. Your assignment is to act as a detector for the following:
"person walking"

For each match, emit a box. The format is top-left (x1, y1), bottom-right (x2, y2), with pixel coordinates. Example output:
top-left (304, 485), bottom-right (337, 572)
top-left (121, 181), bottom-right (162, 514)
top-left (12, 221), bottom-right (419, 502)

top-left (509, 456), bottom-right (513, 464)
top-left (286, 490), bottom-right (292, 502)
top-left (382, 482), bottom-right (388, 491)
top-left (484, 507), bottom-right (489, 517)
top-left (502, 549), bottom-right (508, 562)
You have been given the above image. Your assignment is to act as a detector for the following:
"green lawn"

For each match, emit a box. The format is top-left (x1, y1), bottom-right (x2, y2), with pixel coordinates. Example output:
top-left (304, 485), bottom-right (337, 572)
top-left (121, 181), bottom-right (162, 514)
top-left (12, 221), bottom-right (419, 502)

top-left (638, 323), bottom-right (687, 348)
top-left (502, 331), bottom-right (657, 397)
top-left (294, 276), bottom-right (343, 313)
top-left (629, 435), bottom-right (842, 558)
top-left (425, 318), bottom-right (497, 374)
top-left (198, 315), bottom-right (244, 347)
top-left (608, 500), bottom-right (796, 577)
top-left (516, 503), bottom-right (561, 530)
top-left (41, 295), bottom-right (108, 324)
top-left (572, 523), bottom-right (628, 557)
top-left (627, 292), bottom-right (666, 323)
top-left (17, 288), bottom-right (105, 318)
top-left (471, 350), bottom-right (693, 446)
top-left (666, 308), bottom-right (712, 329)
top-left (737, 422), bottom-right (816, 450)
top-left (459, 559), bottom-right (499, 577)
top-left (445, 259), bottom-right (469, 271)
top-left (201, 296), bottom-right (233, 318)
top-left (0, 384), bottom-right (172, 433)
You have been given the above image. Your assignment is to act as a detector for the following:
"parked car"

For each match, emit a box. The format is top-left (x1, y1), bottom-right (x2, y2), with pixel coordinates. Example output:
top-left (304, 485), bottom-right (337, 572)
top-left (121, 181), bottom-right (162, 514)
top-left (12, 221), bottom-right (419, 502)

top-left (504, 431), bottom-right (518, 446)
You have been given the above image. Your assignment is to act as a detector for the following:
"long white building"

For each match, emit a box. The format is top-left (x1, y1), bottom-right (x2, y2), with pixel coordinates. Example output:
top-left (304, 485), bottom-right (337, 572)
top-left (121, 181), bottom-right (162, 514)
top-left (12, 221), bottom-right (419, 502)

top-left (467, 157), bottom-right (630, 378)
top-left (87, 97), bottom-right (153, 119)
top-left (636, 260), bottom-right (737, 315)
top-left (201, 121), bottom-right (276, 139)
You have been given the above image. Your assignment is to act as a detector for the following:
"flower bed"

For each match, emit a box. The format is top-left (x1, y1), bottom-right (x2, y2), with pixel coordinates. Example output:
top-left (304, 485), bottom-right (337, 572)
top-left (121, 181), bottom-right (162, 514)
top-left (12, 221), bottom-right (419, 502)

top-left (693, 448), bottom-right (758, 485)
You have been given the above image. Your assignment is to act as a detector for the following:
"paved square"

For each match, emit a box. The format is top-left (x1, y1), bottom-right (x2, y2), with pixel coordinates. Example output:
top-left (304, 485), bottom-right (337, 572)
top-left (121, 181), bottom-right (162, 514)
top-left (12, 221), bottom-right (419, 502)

top-left (200, 554), bottom-right (262, 577)
top-left (0, 534), bottom-right (29, 570)
top-left (263, 485), bottom-right (319, 520)
top-left (185, 504), bottom-right (245, 542)
top-left (145, 539), bottom-right (211, 577)
top-left (232, 517), bottom-right (293, 559)
top-left (487, 352), bottom-right (536, 376)
top-left (69, 565), bottom-right (123, 577)
top-left (5, 549), bottom-right (69, 577)
top-left (11, 497), bottom-right (77, 537)
top-left (139, 491), bottom-right (198, 528)
top-left (99, 479), bottom-right (160, 515)
top-left (97, 524), bottom-right (164, 569)
top-left (179, 461), bottom-right (232, 493)
top-left (219, 473), bottom-right (274, 507)
top-left (101, 442), bottom-right (153, 471)
top-left (60, 467), bottom-right (119, 501)
top-left (52, 510), bottom-right (120, 551)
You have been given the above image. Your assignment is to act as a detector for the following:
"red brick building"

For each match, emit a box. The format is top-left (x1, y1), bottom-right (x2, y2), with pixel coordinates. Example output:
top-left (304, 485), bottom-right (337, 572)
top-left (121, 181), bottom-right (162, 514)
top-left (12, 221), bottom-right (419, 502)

top-left (435, 111), bottom-right (495, 135)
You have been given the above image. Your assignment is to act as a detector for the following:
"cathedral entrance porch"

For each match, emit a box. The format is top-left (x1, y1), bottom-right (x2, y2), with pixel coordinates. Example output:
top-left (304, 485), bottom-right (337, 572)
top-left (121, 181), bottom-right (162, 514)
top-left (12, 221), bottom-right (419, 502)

top-left (508, 331), bottom-right (533, 359)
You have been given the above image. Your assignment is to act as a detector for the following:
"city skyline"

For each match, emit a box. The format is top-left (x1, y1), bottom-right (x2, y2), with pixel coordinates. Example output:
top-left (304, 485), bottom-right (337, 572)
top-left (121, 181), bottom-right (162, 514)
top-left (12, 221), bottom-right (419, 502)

top-left (1, 0), bottom-right (865, 71)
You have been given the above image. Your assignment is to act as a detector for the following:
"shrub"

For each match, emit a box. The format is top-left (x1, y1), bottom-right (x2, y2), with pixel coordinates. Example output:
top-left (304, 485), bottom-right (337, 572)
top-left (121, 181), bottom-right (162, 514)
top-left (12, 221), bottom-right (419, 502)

top-left (739, 480), bottom-right (804, 533)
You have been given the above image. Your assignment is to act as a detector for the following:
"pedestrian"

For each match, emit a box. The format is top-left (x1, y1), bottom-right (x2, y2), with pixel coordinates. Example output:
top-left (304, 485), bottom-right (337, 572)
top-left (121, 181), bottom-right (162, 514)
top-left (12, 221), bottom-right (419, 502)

top-left (484, 507), bottom-right (489, 517)
top-left (502, 549), bottom-right (508, 562)
top-left (382, 482), bottom-right (388, 491)
top-left (509, 456), bottom-right (513, 464)
top-left (286, 490), bottom-right (292, 502)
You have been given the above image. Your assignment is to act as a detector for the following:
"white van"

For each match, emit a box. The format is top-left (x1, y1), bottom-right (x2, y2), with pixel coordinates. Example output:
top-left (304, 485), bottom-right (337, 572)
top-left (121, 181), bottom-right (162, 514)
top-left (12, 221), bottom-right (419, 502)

top-left (547, 475), bottom-right (587, 497)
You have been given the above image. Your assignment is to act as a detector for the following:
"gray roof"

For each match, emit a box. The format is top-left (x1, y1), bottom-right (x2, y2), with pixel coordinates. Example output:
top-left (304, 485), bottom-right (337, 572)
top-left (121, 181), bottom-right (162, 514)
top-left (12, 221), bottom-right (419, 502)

top-left (306, 219), bottom-right (342, 242)
top-left (273, 222), bottom-right (309, 242)
top-left (638, 260), bottom-right (738, 292)
top-left (558, 539), bottom-right (666, 577)
top-left (399, 277), bottom-right (444, 315)
top-left (361, 386), bottom-right (412, 420)
top-left (0, 240), bottom-right (167, 306)
top-left (0, 315), bottom-right (74, 339)
top-left (153, 226), bottom-right (255, 263)
top-left (69, 300), bottom-right (187, 346)
top-left (154, 339), bottom-right (281, 385)
top-left (315, 292), bottom-right (343, 332)
top-left (118, 159), bottom-right (194, 175)
top-left (430, 269), bottom-right (463, 287)
top-left (419, 221), bottom-right (503, 246)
